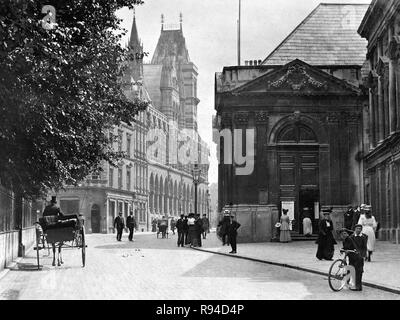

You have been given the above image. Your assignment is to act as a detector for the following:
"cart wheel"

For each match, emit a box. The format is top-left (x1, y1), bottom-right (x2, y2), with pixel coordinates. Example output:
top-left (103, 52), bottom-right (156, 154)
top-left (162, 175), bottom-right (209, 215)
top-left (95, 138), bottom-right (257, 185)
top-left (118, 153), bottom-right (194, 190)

top-left (81, 228), bottom-right (86, 267)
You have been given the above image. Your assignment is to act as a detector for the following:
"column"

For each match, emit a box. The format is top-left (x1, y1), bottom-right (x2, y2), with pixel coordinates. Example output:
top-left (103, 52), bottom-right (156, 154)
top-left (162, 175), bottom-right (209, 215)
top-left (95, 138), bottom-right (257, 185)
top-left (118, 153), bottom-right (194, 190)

top-left (378, 41), bottom-right (385, 143)
top-left (389, 26), bottom-right (397, 134)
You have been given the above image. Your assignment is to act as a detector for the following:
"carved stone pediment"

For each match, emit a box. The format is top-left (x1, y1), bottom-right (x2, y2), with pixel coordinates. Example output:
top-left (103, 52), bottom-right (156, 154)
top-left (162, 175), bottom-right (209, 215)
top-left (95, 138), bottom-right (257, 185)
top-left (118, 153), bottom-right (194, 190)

top-left (267, 64), bottom-right (328, 92)
top-left (232, 59), bottom-right (361, 96)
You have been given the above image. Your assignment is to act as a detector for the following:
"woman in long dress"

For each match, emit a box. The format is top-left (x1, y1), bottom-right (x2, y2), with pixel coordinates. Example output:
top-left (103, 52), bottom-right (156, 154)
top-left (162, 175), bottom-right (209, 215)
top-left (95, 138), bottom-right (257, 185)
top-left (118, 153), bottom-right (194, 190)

top-left (280, 209), bottom-right (291, 243)
top-left (316, 209), bottom-right (337, 260)
top-left (358, 206), bottom-right (377, 262)
top-left (302, 208), bottom-right (313, 236)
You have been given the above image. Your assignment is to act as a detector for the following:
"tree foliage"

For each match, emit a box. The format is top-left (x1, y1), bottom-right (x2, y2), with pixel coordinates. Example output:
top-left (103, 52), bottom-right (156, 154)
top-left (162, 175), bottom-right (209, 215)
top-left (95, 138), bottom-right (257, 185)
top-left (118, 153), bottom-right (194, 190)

top-left (0, 0), bottom-right (148, 198)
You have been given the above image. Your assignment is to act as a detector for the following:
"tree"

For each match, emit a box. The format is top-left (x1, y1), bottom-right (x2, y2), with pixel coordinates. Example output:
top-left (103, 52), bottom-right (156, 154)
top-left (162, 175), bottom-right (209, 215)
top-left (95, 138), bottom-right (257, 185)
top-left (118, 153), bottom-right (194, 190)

top-left (0, 0), bottom-right (148, 198)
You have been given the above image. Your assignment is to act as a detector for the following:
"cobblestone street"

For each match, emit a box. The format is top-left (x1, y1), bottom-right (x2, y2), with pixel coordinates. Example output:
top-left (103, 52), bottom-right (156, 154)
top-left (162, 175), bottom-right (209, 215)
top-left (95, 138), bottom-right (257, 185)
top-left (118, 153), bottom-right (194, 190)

top-left (0, 232), bottom-right (398, 300)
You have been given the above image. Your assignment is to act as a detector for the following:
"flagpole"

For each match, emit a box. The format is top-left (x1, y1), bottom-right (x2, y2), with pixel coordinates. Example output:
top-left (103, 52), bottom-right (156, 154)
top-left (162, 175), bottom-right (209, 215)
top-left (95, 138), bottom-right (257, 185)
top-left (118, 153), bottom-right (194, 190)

top-left (237, 0), bottom-right (241, 66)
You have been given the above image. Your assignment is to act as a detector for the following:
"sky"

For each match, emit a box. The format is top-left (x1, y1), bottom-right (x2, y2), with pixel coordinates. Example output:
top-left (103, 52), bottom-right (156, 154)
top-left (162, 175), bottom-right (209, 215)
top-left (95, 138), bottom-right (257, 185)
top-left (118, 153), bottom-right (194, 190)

top-left (116, 0), bottom-right (370, 184)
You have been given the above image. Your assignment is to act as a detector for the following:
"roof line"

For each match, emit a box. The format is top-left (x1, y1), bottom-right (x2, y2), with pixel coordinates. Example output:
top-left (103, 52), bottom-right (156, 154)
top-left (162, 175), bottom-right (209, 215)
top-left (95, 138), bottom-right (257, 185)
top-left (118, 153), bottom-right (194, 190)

top-left (262, 4), bottom-right (322, 65)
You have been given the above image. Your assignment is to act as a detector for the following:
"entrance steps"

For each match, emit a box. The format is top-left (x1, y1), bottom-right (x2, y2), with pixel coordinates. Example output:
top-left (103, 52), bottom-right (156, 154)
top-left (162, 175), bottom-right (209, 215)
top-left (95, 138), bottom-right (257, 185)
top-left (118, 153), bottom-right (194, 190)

top-left (290, 231), bottom-right (318, 242)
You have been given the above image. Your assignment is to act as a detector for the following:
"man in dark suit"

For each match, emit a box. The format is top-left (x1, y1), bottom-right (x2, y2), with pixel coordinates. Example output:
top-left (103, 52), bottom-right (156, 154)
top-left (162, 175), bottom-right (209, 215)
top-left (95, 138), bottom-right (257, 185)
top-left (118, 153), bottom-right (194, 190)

top-left (43, 196), bottom-right (64, 217)
top-left (183, 215), bottom-right (189, 245)
top-left (201, 214), bottom-right (210, 239)
top-left (114, 212), bottom-right (125, 241)
top-left (227, 214), bottom-right (241, 254)
top-left (195, 214), bottom-right (203, 247)
top-left (126, 211), bottom-right (137, 242)
top-left (351, 204), bottom-right (364, 230)
top-left (344, 206), bottom-right (354, 231)
top-left (342, 224), bottom-right (368, 291)
top-left (176, 214), bottom-right (185, 247)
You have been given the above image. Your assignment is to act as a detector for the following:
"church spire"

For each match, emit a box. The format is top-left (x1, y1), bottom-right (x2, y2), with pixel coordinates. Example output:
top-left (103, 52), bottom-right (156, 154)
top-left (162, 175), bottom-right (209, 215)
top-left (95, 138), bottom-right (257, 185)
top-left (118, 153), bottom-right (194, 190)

top-left (180, 12), bottom-right (183, 30)
top-left (129, 8), bottom-right (141, 50)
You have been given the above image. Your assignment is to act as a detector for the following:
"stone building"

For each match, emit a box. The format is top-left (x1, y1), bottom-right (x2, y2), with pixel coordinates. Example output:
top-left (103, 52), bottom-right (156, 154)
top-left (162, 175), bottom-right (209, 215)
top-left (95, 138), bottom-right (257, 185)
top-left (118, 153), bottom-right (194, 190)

top-left (358, 0), bottom-right (400, 244)
top-left (214, 3), bottom-right (369, 242)
top-left (144, 14), bottom-right (209, 222)
top-left (56, 13), bottom-right (209, 233)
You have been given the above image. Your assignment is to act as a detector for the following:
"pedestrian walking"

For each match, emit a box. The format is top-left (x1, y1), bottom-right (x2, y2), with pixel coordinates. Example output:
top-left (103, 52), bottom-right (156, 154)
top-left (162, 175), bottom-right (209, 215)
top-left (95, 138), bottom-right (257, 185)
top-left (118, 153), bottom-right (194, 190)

top-left (114, 212), bottom-right (125, 241)
top-left (170, 217), bottom-right (176, 235)
top-left (195, 213), bottom-right (203, 247)
top-left (227, 214), bottom-right (241, 254)
top-left (187, 213), bottom-right (197, 247)
top-left (358, 205), bottom-right (377, 262)
top-left (302, 208), bottom-right (313, 237)
top-left (201, 214), bottom-right (210, 239)
top-left (217, 210), bottom-right (231, 246)
top-left (183, 215), bottom-right (189, 245)
top-left (341, 225), bottom-right (368, 291)
top-left (176, 214), bottom-right (185, 247)
top-left (280, 209), bottom-right (292, 243)
top-left (151, 218), bottom-right (157, 232)
top-left (344, 205), bottom-right (354, 231)
top-left (316, 208), bottom-right (337, 260)
top-left (126, 211), bottom-right (137, 242)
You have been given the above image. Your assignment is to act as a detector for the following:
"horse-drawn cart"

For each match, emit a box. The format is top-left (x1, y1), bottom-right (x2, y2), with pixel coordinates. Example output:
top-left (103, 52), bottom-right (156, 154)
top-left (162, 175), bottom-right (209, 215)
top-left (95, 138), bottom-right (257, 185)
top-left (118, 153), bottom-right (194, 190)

top-left (34, 215), bottom-right (86, 269)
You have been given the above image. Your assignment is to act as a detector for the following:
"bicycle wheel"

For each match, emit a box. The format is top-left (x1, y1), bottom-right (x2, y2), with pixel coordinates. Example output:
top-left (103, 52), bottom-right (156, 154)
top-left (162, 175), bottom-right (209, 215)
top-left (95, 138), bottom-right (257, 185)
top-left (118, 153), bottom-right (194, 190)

top-left (328, 259), bottom-right (347, 292)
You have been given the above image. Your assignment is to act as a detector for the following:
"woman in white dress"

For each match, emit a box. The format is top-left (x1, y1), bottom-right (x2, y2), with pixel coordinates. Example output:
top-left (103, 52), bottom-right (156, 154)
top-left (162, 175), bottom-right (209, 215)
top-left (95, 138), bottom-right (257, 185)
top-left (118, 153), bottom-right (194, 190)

top-left (358, 205), bottom-right (377, 262)
top-left (302, 208), bottom-right (313, 236)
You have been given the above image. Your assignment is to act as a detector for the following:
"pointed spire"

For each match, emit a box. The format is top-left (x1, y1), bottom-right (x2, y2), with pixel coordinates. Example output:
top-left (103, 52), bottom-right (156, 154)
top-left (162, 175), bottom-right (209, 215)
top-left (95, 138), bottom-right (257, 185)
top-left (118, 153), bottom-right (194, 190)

top-left (180, 12), bottom-right (183, 30)
top-left (161, 14), bottom-right (164, 30)
top-left (129, 8), bottom-right (140, 50)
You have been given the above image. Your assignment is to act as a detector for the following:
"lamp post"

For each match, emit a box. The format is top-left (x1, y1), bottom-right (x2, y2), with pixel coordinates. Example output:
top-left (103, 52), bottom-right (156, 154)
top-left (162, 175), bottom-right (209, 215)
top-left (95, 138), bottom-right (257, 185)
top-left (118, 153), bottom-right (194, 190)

top-left (192, 163), bottom-right (201, 216)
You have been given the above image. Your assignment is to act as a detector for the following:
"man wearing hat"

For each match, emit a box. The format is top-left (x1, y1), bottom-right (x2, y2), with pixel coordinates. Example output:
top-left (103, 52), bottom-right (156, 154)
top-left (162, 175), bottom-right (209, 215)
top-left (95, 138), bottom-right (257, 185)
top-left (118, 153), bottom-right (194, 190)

top-left (344, 206), bottom-right (355, 231)
top-left (226, 214), bottom-right (241, 254)
top-left (217, 210), bottom-right (231, 246)
top-left (316, 208), bottom-right (337, 260)
top-left (341, 224), bottom-right (368, 291)
top-left (43, 196), bottom-right (64, 217)
top-left (113, 212), bottom-right (125, 241)
top-left (176, 214), bottom-right (186, 247)
top-left (351, 204), bottom-right (365, 230)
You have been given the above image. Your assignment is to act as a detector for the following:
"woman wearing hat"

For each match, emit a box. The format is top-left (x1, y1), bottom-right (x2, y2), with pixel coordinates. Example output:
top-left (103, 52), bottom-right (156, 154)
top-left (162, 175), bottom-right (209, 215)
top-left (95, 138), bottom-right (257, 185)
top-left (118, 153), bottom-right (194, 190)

top-left (357, 205), bottom-right (377, 262)
top-left (316, 208), bottom-right (337, 260)
top-left (279, 209), bottom-right (291, 243)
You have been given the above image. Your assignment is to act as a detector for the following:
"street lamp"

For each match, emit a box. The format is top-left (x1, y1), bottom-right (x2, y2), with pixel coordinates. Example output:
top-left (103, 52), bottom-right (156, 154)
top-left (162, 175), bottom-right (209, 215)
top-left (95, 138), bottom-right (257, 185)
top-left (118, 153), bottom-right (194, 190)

top-left (191, 163), bottom-right (201, 216)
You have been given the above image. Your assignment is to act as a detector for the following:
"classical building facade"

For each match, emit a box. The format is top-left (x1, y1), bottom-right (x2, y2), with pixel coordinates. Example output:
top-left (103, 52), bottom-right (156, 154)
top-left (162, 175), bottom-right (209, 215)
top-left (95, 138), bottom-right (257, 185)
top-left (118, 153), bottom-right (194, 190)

top-left (358, 0), bottom-right (400, 244)
top-left (56, 13), bottom-right (209, 233)
top-left (214, 4), bottom-right (369, 242)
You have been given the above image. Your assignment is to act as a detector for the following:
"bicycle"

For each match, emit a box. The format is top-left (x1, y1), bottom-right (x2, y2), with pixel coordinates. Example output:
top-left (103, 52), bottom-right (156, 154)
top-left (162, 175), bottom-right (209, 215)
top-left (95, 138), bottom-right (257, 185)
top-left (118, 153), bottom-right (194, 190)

top-left (328, 249), bottom-right (357, 292)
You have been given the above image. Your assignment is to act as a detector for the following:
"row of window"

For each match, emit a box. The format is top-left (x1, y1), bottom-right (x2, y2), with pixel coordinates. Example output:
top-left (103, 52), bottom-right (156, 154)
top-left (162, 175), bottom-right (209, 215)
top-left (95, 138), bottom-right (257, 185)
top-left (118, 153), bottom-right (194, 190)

top-left (108, 164), bottom-right (148, 193)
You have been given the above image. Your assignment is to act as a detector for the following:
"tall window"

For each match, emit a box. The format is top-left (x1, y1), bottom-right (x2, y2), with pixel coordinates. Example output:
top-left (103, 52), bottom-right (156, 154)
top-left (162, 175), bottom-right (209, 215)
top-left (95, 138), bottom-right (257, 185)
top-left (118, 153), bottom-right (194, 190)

top-left (126, 134), bottom-right (131, 158)
top-left (127, 168), bottom-right (131, 191)
top-left (109, 167), bottom-right (114, 187)
top-left (118, 130), bottom-right (123, 152)
top-left (118, 167), bottom-right (122, 190)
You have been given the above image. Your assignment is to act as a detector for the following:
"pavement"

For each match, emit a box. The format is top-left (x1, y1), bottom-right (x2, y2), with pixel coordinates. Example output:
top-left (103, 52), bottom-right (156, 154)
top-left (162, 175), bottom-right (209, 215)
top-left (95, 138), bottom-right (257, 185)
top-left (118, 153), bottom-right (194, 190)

top-left (195, 232), bottom-right (400, 294)
top-left (0, 231), bottom-right (398, 300)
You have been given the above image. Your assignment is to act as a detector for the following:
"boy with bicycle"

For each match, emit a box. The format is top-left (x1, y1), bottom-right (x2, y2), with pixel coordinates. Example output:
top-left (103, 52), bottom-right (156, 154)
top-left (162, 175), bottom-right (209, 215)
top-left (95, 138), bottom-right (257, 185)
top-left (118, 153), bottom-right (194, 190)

top-left (340, 225), bottom-right (368, 291)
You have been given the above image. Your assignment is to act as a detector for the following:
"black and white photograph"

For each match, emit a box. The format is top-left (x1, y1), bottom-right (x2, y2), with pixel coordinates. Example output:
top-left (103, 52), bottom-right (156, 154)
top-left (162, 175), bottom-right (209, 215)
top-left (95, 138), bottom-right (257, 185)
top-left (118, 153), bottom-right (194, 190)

top-left (1, 0), bottom-right (400, 307)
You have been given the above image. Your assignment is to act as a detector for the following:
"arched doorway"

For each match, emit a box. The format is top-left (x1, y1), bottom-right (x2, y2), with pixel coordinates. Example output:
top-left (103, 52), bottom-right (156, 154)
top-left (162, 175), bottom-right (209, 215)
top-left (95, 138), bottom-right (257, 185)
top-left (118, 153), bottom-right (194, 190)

top-left (277, 123), bottom-right (319, 234)
top-left (91, 204), bottom-right (101, 233)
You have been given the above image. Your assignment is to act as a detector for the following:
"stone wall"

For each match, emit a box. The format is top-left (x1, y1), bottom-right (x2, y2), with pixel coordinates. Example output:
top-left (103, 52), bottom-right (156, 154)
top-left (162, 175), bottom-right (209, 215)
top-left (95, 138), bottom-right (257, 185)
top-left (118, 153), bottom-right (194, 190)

top-left (225, 204), bottom-right (279, 243)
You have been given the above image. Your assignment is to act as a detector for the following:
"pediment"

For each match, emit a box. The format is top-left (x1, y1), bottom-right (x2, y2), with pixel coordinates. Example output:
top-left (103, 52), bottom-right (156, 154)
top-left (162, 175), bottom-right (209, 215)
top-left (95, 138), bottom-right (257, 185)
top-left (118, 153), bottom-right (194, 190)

top-left (233, 59), bottom-right (361, 95)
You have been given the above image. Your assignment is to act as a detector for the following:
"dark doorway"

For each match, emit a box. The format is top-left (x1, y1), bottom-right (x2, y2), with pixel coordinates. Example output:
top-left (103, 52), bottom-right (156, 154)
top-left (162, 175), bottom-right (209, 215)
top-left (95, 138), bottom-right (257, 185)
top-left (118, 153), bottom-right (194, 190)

top-left (299, 189), bottom-right (319, 234)
top-left (278, 148), bottom-right (320, 233)
top-left (91, 204), bottom-right (101, 233)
